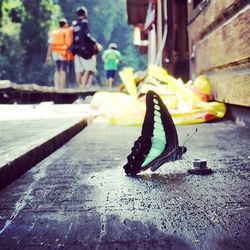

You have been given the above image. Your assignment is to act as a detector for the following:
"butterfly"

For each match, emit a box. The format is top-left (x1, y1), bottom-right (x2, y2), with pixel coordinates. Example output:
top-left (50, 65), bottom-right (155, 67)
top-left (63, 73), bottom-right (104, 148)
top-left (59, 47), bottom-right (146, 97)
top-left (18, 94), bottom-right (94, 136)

top-left (123, 90), bottom-right (187, 175)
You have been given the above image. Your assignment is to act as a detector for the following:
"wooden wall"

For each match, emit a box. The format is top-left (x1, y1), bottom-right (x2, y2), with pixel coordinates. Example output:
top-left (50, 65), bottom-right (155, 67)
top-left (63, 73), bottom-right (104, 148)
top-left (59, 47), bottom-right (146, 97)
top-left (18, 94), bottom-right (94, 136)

top-left (188, 0), bottom-right (250, 107)
top-left (163, 0), bottom-right (190, 82)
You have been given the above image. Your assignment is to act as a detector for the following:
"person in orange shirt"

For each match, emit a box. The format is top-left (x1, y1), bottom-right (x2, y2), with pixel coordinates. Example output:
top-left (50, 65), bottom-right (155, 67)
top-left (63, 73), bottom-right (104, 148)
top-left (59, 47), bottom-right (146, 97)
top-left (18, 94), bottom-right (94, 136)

top-left (46, 18), bottom-right (73, 89)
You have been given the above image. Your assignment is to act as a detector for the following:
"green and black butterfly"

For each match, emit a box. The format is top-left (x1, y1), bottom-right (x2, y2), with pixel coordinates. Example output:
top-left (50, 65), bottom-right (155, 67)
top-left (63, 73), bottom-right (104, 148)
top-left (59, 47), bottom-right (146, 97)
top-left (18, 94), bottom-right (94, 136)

top-left (123, 90), bottom-right (187, 175)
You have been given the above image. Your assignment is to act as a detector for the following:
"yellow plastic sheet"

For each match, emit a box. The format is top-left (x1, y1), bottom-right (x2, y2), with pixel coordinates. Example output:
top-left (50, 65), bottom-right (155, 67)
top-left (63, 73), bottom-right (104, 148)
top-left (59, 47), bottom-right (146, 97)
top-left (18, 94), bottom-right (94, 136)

top-left (90, 91), bottom-right (145, 126)
top-left (171, 102), bottom-right (226, 125)
top-left (119, 67), bottom-right (138, 100)
top-left (92, 66), bottom-right (226, 126)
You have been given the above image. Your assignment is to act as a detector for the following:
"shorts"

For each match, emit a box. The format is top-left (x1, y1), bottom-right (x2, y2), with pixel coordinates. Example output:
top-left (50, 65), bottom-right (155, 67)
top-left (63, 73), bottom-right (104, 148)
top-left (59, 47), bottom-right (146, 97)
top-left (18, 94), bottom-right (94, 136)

top-left (106, 70), bottom-right (116, 79)
top-left (55, 60), bottom-right (68, 72)
top-left (74, 55), bottom-right (96, 73)
top-left (52, 52), bottom-right (68, 72)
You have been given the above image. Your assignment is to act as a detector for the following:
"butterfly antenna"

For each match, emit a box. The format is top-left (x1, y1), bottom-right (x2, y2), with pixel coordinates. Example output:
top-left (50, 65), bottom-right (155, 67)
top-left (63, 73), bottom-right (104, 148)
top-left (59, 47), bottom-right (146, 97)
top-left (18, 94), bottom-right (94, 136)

top-left (183, 128), bottom-right (198, 146)
top-left (184, 153), bottom-right (194, 165)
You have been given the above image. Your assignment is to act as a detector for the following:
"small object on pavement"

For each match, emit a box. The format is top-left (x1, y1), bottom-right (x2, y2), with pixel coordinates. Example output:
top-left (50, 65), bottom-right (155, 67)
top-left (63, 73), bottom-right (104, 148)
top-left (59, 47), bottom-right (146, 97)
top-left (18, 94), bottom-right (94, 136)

top-left (187, 159), bottom-right (213, 175)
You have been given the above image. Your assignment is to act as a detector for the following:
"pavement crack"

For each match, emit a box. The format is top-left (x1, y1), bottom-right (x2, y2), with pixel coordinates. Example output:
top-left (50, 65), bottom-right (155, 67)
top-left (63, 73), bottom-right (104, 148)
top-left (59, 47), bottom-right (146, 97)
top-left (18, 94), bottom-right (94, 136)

top-left (0, 164), bottom-right (47, 235)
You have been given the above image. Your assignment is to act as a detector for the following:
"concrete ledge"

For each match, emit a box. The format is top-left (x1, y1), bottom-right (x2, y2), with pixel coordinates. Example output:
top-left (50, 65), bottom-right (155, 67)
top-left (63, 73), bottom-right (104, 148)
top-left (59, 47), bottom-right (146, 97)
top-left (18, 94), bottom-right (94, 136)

top-left (226, 104), bottom-right (250, 127)
top-left (0, 104), bottom-right (96, 190)
top-left (0, 118), bottom-right (89, 190)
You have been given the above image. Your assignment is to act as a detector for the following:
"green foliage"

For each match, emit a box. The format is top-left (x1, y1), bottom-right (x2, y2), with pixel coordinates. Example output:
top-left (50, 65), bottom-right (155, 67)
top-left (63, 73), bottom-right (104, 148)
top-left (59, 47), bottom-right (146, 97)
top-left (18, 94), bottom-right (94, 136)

top-left (20, 0), bottom-right (59, 84)
top-left (0, 32), bottom-right (23, 80)
top-left (0, 0), bottom-right (147, 86)
top-left (0, 0), bottom-right (61, 85)
top-left (0, 0), bottom-right (24, 81)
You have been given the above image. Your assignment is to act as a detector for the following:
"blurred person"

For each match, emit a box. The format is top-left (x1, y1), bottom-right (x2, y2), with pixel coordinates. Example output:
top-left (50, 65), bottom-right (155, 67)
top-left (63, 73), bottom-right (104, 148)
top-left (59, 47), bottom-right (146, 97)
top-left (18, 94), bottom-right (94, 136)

top-left (46, 18), bottom-right (73, 89)
top-left (70, 6), bottom-right (102, 89)
top-left (67, 20), bottom-right (77, 88)
top-left (102, 43), bottom-right (121, 89)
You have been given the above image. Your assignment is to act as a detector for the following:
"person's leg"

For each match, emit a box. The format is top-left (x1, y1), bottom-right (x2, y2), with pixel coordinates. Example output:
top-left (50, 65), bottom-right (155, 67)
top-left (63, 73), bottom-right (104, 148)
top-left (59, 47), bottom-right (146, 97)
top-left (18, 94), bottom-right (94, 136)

top-left (106, 71), bottom-right (109, 89)
top-left (54, 60), bottom-right (61, 89)
top-left (75, 72), bottom-right (82, 87)
top-left (107, 70), bottom-right (116, 89)
top-left (59, 70), bottom-right (66, 88)
top-left (68, 61), bottom-right (75, 88)
top-left (85, 71), bottom-right (95, 89)
top-left (108, 77), bottom-right (113, 89)
top-left (74, 55), bottom-right (84, 89)
top-left (82, 57), bottom-right (96, 89)
top-left (80, 70), bottom-right (88, 89)
top-left (54, 71), bottom-right (60, 89)
top-left (59, 61), bottom-right (68, 89)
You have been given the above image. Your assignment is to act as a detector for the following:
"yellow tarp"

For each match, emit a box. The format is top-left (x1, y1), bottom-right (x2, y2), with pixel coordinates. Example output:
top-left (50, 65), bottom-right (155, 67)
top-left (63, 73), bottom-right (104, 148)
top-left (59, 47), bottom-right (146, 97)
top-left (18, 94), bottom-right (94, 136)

top-left (91, 65), bottom-right (226, 126)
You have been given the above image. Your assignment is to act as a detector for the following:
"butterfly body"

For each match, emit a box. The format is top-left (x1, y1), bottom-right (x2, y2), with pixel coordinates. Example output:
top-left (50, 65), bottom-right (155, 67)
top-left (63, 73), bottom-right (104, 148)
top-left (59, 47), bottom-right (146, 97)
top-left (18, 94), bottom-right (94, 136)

top-left (123, 91), bottom-right (187, 175)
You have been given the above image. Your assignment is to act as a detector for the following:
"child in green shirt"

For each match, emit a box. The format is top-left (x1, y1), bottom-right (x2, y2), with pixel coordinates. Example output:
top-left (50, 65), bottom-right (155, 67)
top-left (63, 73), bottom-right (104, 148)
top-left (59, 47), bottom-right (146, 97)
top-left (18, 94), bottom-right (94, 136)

top-left (102, 43), bottom-right (122, 89)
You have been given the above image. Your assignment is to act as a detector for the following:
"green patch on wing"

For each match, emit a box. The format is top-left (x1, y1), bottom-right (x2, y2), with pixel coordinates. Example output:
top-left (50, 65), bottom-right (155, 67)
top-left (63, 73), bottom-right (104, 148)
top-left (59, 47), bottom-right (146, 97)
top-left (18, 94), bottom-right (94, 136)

top-left (142, 99), bottom-right (167, 167)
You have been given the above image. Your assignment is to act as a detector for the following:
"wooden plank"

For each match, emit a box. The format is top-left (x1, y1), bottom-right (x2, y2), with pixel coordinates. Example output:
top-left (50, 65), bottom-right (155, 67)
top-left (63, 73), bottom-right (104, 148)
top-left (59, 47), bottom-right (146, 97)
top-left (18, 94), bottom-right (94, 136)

top-left (207, 65), bottom-right (250, 106)
top-left (195, 5), bottom-right (250, 73)
top-left (187, 1), bottom-right (250, 106)
top-left (0, 81), bottom-right (97, 104)
top-left (188, 0), bottom-right (243, 41)
top-left (127, 0), bottom-right (148, 25)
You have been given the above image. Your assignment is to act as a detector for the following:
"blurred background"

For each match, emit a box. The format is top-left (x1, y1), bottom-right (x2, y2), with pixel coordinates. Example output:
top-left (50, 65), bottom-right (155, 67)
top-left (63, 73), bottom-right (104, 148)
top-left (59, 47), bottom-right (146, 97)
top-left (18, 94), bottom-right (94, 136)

top-left (0, 0), bottom-right (147, 87)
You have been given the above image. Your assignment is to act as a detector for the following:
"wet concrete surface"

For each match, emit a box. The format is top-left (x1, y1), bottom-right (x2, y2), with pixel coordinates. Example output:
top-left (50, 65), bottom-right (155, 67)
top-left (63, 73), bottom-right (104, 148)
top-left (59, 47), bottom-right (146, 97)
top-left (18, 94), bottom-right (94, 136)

top-left (0, 104), bottom-right (94, 189)
top-left (0, 118), bottom-right (249, 249)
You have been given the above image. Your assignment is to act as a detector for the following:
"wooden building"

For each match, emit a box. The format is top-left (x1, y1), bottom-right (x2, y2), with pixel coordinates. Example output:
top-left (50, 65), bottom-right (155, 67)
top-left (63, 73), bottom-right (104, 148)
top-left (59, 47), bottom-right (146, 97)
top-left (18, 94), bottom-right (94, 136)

top-left (126, 0), bottom-right (250, 110)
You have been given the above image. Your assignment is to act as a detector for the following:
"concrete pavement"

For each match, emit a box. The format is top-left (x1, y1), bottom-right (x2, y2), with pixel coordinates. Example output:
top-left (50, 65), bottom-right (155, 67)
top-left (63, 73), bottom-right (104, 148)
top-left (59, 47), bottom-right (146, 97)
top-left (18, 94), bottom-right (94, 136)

top-left (0, 117), bottom-right (249, 249)
top-left (0, 103), bottom-right (95, 189)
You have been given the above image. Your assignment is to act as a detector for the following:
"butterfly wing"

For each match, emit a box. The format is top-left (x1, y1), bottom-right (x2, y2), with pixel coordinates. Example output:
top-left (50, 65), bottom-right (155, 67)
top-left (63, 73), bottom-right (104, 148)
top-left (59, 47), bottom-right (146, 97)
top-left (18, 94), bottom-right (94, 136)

top-left (123, 90), bottom-right (186, 175)
top-left (142, 91), bottom-right (179, 171)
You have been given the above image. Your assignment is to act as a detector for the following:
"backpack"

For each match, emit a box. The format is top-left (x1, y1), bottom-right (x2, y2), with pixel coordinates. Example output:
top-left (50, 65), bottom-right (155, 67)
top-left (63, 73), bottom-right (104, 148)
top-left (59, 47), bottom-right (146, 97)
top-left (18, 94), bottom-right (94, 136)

top-left (79, 34), bottom-right (98, 59)
top-left (71, 19), bottom-right (97, 59)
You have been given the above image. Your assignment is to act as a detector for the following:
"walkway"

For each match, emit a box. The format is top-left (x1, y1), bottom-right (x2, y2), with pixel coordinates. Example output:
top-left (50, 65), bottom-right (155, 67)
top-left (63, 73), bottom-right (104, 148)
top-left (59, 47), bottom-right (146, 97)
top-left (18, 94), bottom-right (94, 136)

top-left (0, 116), bottom-right (249, 249)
